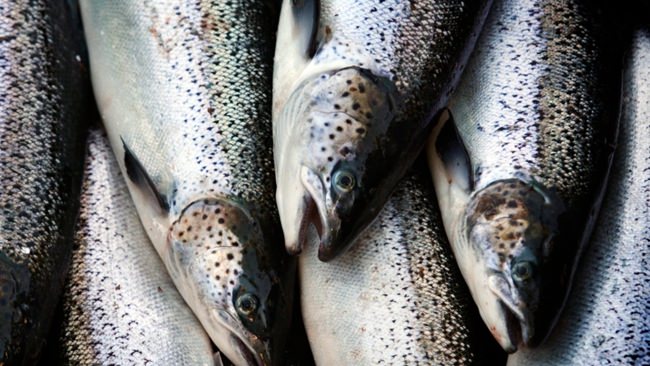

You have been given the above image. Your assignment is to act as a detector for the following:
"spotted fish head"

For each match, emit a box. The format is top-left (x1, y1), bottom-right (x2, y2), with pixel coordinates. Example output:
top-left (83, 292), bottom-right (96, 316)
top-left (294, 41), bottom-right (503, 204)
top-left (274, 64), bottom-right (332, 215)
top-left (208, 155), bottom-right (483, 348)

top-left (460, 179), bottom-right (563, 352)
top-left (276, 66), bottom-right (401, 261)
top-left (166, 198), bottom-right (291, 366)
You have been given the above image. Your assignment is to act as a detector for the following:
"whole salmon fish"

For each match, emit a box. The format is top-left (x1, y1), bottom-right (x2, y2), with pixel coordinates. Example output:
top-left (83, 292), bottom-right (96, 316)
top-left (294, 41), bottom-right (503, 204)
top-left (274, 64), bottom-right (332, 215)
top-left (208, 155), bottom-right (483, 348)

top-left (61, 129), bottom-right (216, 366)
top-left (80, 2), bottom-right (293, 365)
top-left (0, 0), bottom-right (89, 363)
top-left (427, 0), bottom-right (621, 352)
top-left (273, 0), bottom-right (492, 261)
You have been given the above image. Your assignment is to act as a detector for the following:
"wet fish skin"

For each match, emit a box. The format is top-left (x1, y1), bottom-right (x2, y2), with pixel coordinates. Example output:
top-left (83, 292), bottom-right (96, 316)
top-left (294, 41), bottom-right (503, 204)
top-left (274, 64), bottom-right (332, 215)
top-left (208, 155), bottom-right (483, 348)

top-left (0, 0), bottom-right (89, 363)
top-left (299, 167), bottom-right (478, 365)
top-left (80, 2), bottom-right (293, 365)
top-left (273, 0), bottom-right (492, 261)
top-left (427, 0), bottom-right (620, 352)
top-left (61, 128), bottom-right (215, 366)
top-left (507, 26), bottom-right (650, 366)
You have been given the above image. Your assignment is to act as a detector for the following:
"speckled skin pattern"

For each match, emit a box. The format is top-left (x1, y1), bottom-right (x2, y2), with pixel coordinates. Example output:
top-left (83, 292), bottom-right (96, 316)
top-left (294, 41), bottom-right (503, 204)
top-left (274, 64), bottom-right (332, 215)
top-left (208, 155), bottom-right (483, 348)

top-left (80, 1), bottom-right (292, 364)
top-left (61, 129), bottom-right (214, 366)
top-left (451, 0), bottom-right (608, 198)
top-left (273, 0), bottom-right (492, 260)
top-left (0, 0), bottom-right (88, 363)
top-left (300, 170), bottom-right (477, 365)
top-left (435, 0), bottom-right (619, 347)
top-left (507, 27), bottom-right (650, 366)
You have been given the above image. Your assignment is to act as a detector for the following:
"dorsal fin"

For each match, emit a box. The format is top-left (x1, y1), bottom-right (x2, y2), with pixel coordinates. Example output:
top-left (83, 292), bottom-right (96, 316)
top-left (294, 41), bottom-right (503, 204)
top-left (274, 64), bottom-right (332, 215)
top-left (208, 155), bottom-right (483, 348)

top-left (121, 137), bottom-right (169, 213)
top-left (435, 109), bottom-right (474, 192)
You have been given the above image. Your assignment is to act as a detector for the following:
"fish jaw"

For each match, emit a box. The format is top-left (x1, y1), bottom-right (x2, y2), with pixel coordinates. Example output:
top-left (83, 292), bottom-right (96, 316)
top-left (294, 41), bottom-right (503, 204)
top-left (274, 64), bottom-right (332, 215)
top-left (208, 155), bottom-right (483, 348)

top-left (164, 197), bottom-right (290, 366)
top-left (275, 160), bottom-right (327, 255)
top-left (274, 66), bottom-right (401, 261)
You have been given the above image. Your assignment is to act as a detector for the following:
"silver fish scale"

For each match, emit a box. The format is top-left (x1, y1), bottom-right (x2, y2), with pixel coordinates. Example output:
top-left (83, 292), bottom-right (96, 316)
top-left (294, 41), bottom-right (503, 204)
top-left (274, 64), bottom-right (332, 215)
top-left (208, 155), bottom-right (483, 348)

top-left (61, 129), bottom-right (214, 366)
top-left (300, 172), bottom-right (475, 365)
top-left (0, 0), bottom-right (87, 362)
top-left (315, 0), bottom-right (487, 120)
top-left (84, 1), bottom-right (276, 217)
top-left (450, 0), bottom-right (603, 203)
top-left (507, 28), bottom-right (650, 366)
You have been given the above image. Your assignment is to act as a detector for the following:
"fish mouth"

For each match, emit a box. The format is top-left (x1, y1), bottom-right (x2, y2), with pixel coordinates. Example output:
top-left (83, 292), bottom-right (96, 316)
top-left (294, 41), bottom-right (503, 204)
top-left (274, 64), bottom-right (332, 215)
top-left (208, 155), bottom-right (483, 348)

top-left (277, 164), bottom-right (328, 255)
top-left (485, 274), bottom-right (533, 352)
top-left (298, 165), bottom-right (369, 261)
top-left (293, 166), bottom-right (329, 255)
top-left (231, 334), bottom-right (267, 366)
top-left (208, 308), bottom-right (271, 366)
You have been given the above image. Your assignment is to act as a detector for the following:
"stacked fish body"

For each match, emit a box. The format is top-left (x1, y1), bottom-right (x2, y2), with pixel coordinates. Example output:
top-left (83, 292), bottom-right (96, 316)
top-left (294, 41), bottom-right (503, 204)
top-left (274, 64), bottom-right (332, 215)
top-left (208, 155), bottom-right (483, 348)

top-left (80, 2), bottom-right (292, 365)
top-left (507, 27), bottom-right (650, 366)
top-left (299, 168), bottom-right (481, 365)
top-left (61, 129), bottom-right (215, 366)
top-left (427, 0), bottom-right (620, 352)
top-left (272, 0), bottom-right (493, 261)
top-left (0, 0), bottom-right (89, 363)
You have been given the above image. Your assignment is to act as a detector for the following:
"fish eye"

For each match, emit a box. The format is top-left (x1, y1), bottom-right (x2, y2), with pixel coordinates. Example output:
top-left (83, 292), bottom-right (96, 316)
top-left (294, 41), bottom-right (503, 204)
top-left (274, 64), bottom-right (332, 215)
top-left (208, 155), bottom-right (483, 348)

top-left (236, 293), bottom-right (259, 317)
top-left (333, 169), bottom-right (356, 193)
top-left (512, 261), bottom-right (535, 282)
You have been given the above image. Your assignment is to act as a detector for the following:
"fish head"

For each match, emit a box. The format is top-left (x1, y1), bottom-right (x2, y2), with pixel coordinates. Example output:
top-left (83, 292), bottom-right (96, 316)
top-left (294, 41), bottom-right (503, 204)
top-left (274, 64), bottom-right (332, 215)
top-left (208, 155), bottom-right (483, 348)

top-left (461, 179), bottom-right (562, 352)
top-left (276, 66), bottom-right (401, 261)
top-left (167, 198), bottom-right (292, 366)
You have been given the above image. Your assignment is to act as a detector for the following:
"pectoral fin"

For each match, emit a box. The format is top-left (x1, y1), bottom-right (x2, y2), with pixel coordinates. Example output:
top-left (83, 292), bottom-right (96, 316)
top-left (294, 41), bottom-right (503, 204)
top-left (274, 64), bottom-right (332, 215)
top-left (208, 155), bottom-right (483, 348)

top-left (434, 109), bottom-right (474, 193)
top-left (291, 0), bottom-right (321, 57)
top-left (121, 137), bottom-right (169, 213)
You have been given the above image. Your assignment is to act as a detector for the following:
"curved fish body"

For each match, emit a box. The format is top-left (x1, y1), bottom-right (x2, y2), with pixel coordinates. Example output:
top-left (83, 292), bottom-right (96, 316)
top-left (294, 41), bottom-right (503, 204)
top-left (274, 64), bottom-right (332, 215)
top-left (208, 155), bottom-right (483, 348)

top-left (61, 129), bottom-right (215, 366)
top-left (299, 168), bottom-right (479, 365)
top-left (507, 26), bottom-right (650, 366)
top-left (0, 0), bottom-right (89, 363)
top-left (273, 0), bottom-right (492, 261)
top-left (80, 2), bottom-right (293, 365)
top-left (426, 0), bottom-right (621, 352)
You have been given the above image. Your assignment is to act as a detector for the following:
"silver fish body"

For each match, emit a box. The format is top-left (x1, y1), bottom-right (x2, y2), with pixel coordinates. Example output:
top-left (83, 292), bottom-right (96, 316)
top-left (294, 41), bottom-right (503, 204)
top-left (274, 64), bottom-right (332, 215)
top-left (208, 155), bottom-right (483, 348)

top-left (80, 2), bottom-right (293, 365)
top-left (273, 0), bottom-right (492, 261)
top-left (0, 0), bottom-right (89, 363)
top-left (61, 128), bottom-right (215, 366)
top-left (427, 0), bottom-right (621, 352)
top-left (299, 169), bottom-right (480, 365)
top-left (507, 26), bottom-right (650, 366)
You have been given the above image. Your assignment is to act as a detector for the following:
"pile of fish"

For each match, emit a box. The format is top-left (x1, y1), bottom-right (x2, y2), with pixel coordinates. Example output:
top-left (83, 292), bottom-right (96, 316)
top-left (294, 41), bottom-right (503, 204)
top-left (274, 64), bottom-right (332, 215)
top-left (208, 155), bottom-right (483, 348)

top-left (0, 0), bottom-right (647, 365)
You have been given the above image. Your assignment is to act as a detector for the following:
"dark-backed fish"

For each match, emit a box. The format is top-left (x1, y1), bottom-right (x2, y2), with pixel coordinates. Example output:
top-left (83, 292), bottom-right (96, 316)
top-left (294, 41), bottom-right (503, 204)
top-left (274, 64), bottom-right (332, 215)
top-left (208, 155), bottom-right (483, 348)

top-left (0, 0), bottom-right (89, 363)
top-left (273, 0), bottom-right (492, 261)
top-left (427, 0), bottom-right (621, 352)
top-left (61, 129), bottom-right (215, 365)
top-left (80, 2), bottom-right (293, 365)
